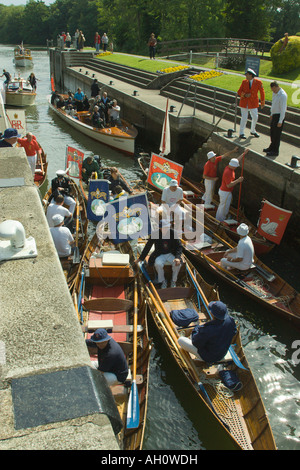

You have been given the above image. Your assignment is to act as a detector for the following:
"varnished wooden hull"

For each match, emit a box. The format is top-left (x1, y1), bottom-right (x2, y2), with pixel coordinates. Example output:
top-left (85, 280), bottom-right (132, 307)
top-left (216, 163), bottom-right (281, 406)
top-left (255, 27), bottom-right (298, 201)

top-left (73, 234), bottom-right (152, 450)
top-left (137, 248), bottom-right (276, 450)
top-left (138, 155), bottom-right (274, 256)
top-left (49, 98), bottom-right (137, 155)
top-left (43, 180), bottom-right (88, 291)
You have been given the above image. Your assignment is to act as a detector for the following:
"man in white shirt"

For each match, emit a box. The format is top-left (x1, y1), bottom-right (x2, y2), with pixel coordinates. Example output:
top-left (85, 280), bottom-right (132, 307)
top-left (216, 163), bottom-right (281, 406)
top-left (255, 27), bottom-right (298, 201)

top-left (220, 223), bottom-right (254, 271)
top-left (109, 99), bottom-right (121, 126)
top-left (160, 179), bottom-right (185, 223)
top-left (50, 214), bottom-right (75, 258)
top-left (263, 81), bottom-right (287, 157)
top-left (46, 194), bottom-right (72, 227)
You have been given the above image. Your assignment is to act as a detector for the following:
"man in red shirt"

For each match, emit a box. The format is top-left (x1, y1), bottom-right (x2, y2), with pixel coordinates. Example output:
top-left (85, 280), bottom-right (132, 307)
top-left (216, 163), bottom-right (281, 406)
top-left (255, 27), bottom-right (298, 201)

top-left (17, 132), bottom-right (41, 176)
top-left (202, 147), bottom-right (238, 206)
top-left (215, 149), bottom-right (248, 222)
top-left (237, 68), bottom-right (265, 139)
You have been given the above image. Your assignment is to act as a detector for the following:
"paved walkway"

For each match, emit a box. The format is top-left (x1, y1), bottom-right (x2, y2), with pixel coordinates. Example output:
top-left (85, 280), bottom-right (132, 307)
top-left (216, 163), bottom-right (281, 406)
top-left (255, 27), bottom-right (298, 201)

top-left (74, 54), bottom-right (300, 170)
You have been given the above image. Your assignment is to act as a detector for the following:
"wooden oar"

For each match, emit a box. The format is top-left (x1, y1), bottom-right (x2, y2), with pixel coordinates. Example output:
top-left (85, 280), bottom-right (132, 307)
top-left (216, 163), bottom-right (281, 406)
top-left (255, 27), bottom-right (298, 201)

top-left (236, 151), bottom-right (245, 222)
top-left (73, 200), bottom-right (80, 264)
top-left (127, 278), bottom-right (140, 429)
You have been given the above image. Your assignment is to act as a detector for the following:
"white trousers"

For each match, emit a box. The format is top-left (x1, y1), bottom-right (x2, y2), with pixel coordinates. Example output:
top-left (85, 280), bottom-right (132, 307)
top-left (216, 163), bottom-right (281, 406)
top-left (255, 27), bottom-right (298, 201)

top-left (64, 195), bottom-right (76, 215)
top-left (215, 189), bottom-right (232, 222)
top-left (240, 107), bottom-right (258, 135)
top-left (27, 154), bottom-right (37, 175)
top-left (178, 336), bottom-right (203, 360)
top-left (220, 255), bottom-right (251, 271)
top-left (203, 179), bottom-right (215, 205)
top-left (154, 253), bottom-right (181, 283)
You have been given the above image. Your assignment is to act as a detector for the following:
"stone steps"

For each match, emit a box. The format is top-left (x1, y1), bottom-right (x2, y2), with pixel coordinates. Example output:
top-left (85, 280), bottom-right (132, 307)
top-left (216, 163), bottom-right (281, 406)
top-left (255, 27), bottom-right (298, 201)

top-left (160, 78), bottom-right (300, 147)
top-left (84, 58), bottom-right (157, 88)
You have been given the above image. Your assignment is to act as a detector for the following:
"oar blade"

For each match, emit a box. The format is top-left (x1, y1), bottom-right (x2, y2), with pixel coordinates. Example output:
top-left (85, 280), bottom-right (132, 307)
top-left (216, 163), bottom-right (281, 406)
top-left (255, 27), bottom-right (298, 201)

top-left (126, 380), bottom-right (139, 429)
top-left (73, 246), bottom-right (80, 264)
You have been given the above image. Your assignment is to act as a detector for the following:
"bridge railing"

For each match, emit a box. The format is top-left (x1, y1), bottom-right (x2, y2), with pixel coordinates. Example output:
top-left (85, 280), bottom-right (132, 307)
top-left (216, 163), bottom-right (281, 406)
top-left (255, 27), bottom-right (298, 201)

top-left (158, 37), bottom-right (274, 58)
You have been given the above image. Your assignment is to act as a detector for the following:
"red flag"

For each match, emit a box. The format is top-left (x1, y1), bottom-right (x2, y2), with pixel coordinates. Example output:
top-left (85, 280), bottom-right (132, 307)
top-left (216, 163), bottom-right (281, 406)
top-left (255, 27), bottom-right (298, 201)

top-left (146, 153), bottom-right (183, 191)
top-left (65, 146), bottom-right (84, 179)
top-left (257, 200), bottom-right (292, 244)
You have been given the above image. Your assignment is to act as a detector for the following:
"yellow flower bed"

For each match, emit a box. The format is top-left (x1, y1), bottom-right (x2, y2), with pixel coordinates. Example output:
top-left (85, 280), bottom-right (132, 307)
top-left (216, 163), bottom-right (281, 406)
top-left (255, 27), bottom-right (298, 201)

top-left (96, 51), bottom-right (112, 57)
top-left (190, 70), bottom-right (223, 81)
top-left (158, 65), bottom-right (190, 74)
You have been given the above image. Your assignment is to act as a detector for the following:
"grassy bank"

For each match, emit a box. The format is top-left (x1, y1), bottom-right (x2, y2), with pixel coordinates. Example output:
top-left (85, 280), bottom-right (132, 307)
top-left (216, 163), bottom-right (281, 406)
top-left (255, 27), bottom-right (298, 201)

top-left (93, 51), bottom-right (300, 109)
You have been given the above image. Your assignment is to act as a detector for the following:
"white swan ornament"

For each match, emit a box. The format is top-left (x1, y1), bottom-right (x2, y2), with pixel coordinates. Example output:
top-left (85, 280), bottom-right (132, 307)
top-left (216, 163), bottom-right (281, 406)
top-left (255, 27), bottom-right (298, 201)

top-left (260, 218), bottom-right (278, 236)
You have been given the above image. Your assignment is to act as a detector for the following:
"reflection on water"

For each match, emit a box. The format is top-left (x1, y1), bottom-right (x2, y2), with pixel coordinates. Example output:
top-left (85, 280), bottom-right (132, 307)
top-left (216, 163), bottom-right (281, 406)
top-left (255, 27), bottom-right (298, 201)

top-left (1, 44), bottom-right (299, 450)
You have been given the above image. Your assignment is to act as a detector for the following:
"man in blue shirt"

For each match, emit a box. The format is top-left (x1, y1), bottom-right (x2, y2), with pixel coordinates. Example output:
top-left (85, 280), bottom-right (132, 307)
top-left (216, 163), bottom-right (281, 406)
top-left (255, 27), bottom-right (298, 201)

top-left (178, 301), bottom-right (237, 364)
top-left (86, 328), bottom-right (128, 386)
top-left (74, 87), bottom-right (85, 111)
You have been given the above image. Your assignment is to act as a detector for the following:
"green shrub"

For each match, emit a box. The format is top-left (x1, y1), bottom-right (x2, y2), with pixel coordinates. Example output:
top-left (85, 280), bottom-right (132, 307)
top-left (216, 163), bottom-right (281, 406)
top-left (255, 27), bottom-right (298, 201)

top-left (270, 36), bottom-right (300, 73)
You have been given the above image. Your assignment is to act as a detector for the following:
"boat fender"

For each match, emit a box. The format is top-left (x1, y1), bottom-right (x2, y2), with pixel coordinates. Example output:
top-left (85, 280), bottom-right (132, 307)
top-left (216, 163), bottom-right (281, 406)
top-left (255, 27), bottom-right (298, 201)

top-left (218, 368), bottom-right (243, 392)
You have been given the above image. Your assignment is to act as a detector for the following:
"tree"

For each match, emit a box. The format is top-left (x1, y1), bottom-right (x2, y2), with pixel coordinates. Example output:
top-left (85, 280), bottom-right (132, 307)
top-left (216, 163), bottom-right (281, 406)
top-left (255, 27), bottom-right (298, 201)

top-left (222, 0), bottom-right (280, 40)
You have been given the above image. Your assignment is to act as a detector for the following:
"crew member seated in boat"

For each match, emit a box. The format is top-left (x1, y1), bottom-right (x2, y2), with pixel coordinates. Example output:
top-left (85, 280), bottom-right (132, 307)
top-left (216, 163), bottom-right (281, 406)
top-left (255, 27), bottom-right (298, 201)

top-left (51, 90), bottom-right (61, 106)
top-left (86, 328), bottom-right (128, 386)
top-left (108, 99), bottom-right (121, 126)
top-left (202, 147), bottom-right (239, 207)
top-left (112, 185), bottom-right (126, 200)
top-left (17, 132), bottom-right (41, 176)
top-left (220, 223), bottom-right (255, 271)
top-left (0, 128), bottom-right (21, 148)
top-left (136, 220), bottom-right (183, 289)
top-left (49, 214), bottom-right (75, 258)
top-left (50, 170), bottom-right (76, 215)
top-left (74, 87), bottom-right (85, 111)
top-left (46, 194), bottom-right (73, 228)
top-left (82, 155), bottom-right (101, 183)
top-left (107, 167), bottom-right (133, 195)
top-left (91, 105), bottom-right (105, 128)
top-left (83, 94), bottom-right (90, 111)
top-left (159, 179), bottom-right (185, 223)
top-left (178, 301), bottom-right (237, 364)
top-left (215, 151), bottom-right (248, 222)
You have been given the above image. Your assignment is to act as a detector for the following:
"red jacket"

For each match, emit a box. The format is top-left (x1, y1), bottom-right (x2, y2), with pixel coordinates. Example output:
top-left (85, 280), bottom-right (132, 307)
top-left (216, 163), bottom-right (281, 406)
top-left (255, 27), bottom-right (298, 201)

top-left (238, 78), bottom-right (265, 109)
top-left (94, 34), bottom-right (101, 44)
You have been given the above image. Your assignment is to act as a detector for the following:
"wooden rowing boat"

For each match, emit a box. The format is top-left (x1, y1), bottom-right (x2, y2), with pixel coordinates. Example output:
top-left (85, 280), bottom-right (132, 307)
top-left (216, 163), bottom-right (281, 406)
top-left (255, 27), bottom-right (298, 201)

top-left (72, 233), bottom-right (152, 450)
top-left (183, 219), bottom-right (300, 328)
top-left (48, 96), bottom-right (137, 156)
top-left (34, 146), bottom-right (48, 190)
top-left (79, 166), bottom-right (145, 204)
top-left (43, 180), bottom-right (88, 290)
top-left (134, 243), bottom-right (276, 450)
top-left (138, 153), bottom-right (274, 256)
top-left (144, 189), bottom-right (300, 327)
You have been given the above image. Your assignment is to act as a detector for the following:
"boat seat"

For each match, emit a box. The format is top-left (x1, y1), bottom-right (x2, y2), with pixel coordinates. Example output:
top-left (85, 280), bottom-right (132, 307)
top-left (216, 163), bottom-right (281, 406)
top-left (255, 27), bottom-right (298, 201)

top-left (191, 349), bottom-right (233, 366)
top-left (86, 319), bottom-right (143, 333)
top-left (223, 219), bottom-right (238, 226)
top-left (84, 297), bottom-right (133, 312)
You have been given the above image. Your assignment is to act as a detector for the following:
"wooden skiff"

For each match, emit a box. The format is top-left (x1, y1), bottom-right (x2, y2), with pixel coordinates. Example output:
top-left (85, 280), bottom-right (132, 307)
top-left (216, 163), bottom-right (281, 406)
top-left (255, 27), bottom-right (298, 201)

top-left (72, 233), bottom-right (152, 450)
top-left (34, 146), bottom-right (48, 190)
top-left (183, 218), bottom-right (300, 328)
top-left (138, 154), bottom-right (274, 256)
top-left (145, 191), bottom-right (300, 327)
top-left (48, 96), bottom-right (137, 156)
top-left (43, 180), bottom-right (88, 291)
top-left (134, 243), bottom-right (276, 450)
